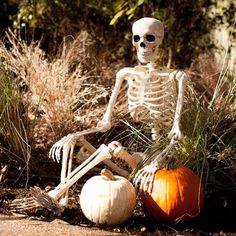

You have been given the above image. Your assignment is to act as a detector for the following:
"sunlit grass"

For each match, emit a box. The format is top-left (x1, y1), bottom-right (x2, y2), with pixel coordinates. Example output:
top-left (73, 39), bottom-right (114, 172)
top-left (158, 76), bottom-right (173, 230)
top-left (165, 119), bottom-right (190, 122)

top-left (0, 65), bottom-right (31, 168)
top-left (0, 30), bottom-right (109, 154)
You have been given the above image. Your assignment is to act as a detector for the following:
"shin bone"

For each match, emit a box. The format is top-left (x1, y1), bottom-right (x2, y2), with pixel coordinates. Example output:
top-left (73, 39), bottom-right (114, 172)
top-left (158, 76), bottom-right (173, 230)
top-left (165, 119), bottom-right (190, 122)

top-left (48, 144), bottom-right (112, 201)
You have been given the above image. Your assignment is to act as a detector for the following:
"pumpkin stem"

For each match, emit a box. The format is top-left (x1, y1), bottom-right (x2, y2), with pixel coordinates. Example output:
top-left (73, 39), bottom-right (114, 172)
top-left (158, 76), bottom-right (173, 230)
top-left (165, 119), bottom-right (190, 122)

top-left (165, 158), bottom-right (176, 170)
top-left (101, 168), bottom-right (116, 181)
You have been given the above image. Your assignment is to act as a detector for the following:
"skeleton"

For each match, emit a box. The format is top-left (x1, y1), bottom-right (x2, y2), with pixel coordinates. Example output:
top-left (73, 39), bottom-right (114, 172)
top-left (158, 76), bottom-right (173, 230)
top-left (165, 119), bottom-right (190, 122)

top-left (10, 17), bottom-right (187, 211)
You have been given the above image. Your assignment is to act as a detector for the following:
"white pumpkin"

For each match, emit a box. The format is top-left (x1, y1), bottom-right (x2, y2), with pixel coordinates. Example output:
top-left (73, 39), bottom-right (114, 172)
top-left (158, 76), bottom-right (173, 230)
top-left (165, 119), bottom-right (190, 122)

top-left (80, 169), bottom-right (136, 226)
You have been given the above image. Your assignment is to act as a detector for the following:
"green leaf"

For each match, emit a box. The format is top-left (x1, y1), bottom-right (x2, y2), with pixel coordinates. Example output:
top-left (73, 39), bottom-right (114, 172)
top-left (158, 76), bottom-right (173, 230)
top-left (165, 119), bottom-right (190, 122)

top-left (137, 0), bottom-right (145, 6)
top-left (110, 9), bottom-right (125, 25)
top-left (126, 6), bottom-right (136, 18)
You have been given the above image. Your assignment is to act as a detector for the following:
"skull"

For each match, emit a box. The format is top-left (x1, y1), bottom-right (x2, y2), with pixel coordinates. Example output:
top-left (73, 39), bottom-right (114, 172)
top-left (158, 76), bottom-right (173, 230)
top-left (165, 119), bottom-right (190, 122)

top-left (132, 17), bottom-right (164, 64)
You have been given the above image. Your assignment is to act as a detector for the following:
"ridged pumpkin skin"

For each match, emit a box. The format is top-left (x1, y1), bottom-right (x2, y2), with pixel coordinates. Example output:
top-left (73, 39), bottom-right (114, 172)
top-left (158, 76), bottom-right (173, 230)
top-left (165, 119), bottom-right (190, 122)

top-left (80, 171), bottom-right (136, 226)
top-left (141, 167), bottom-right (204, 224)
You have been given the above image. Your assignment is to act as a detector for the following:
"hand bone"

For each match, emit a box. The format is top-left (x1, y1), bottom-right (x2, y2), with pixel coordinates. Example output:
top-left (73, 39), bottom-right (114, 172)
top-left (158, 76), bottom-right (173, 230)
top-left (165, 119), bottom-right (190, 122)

top-left (49, 133), bottom-right (77, 163)
top-left (133, 162), bottom-right (158, 194)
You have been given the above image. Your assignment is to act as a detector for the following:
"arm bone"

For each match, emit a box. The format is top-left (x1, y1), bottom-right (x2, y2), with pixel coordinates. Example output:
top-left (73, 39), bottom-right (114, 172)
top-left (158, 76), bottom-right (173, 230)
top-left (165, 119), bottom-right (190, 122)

top-left (168, 71), bottom-right (187, 140)
top-left (97, 69), bottom-right (127, 132)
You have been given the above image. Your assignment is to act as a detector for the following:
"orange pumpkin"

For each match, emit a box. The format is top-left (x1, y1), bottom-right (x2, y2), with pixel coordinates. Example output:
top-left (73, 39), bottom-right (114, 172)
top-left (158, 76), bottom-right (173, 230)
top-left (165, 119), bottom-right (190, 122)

top-left (140, 166), bottom-right (204, 224)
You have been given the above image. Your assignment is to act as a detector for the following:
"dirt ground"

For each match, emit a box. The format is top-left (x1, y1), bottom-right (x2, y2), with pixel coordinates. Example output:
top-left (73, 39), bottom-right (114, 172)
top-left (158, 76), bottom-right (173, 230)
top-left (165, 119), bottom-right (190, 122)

top-left (0, 214), bottom-right (121, 236)
top-left (1, 187), bottom-right (236, 236)
top-left (1, 161), bottom-right (236, 236)
top-left (0, 186), bottom-right (158, 236)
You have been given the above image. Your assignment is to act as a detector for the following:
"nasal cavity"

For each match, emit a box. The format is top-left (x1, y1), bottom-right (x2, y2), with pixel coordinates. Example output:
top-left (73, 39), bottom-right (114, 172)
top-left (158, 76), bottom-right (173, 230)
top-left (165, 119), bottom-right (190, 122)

top-left (140, 42), bottom-right (146, 48)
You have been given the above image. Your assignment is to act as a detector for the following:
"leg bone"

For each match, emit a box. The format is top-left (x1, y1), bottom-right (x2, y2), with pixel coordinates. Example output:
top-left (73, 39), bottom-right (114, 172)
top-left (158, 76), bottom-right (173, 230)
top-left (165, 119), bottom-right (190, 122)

top-left (79, 137), bottom-right (130, 177)
top-left (48, 144), bottom-right (112, 201)
top-left (58, 141), bottom-right (74, 206)
top-left (108, 141), bottom-right (142, 169)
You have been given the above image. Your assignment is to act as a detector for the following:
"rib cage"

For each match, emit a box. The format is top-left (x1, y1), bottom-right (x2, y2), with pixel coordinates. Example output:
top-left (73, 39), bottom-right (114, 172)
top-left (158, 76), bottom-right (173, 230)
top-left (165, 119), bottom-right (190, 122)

top-left (127, 70), bottom-right (177, 139)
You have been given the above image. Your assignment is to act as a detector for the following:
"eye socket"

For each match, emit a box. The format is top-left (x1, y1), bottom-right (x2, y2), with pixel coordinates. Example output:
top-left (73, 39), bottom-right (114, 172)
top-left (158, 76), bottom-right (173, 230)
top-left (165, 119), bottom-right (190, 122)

top-left (133, 35), bottom-right (140, 42)
top-left (146, 34), bottom-right (155, 42)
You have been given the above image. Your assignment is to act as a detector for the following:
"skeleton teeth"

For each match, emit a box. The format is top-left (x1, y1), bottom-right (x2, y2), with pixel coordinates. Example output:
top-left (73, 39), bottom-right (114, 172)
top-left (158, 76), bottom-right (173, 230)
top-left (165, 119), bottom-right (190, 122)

top-left (141, 53), bottom-right (147, 56)
top-left (139, 51), bottom-right (151, 56)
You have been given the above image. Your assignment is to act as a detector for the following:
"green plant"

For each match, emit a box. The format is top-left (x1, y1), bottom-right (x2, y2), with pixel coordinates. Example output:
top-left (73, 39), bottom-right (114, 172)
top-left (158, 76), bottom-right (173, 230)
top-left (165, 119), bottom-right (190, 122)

top-left (110, 0), bottom-right (235, 68)
top-left (0, 64), bottom-right (31, 167)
